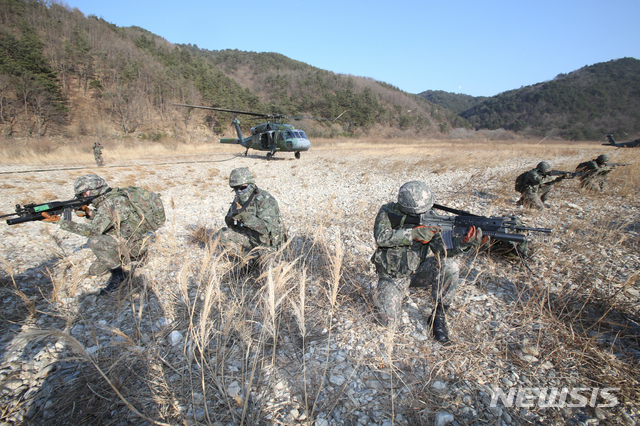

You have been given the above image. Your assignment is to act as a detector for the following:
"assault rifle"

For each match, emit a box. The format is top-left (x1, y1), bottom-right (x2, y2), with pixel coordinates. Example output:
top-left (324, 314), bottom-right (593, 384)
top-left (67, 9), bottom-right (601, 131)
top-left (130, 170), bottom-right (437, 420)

top-left (547, 170), bottom-right (584, 179)
top-left (598, 163), bottom-right (629, 176)
top-left (580, 163), bottom-right (631, 177)
top-left (1, 196), bottom-right (95, 225)
top-left (388, 203), bottom-right (552, 249)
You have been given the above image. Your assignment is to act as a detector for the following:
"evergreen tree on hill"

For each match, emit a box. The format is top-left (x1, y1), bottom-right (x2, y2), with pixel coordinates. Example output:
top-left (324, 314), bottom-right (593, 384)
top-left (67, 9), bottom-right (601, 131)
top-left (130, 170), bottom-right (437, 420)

top-left (460, 58), bottom-right (640, 140)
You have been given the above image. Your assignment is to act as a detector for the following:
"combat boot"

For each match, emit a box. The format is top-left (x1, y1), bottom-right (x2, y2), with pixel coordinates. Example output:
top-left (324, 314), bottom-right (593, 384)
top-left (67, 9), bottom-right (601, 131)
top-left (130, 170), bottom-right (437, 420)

top-left (431, 304), bottom-right (450, 344)
top-left (100, 267), bottom-right (127, 295)
top-left (88, 260), bottom-right (111, 277)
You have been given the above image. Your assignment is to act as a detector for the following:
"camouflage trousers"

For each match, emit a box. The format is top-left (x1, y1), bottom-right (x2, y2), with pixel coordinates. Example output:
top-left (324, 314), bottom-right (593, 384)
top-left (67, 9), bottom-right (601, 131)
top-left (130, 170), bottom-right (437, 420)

top-left (375, 256), bottom-right (460, 324)
top-left (87, 234), bottom-right (148, 270)
top-left (94, 153), bottom-right (103, 166)
top-left (214, 227), bottom-right (278, 261)
top-left (579, 176), bottom-right (606, 191)
top-left (517, 185), bottom-right (554, 210)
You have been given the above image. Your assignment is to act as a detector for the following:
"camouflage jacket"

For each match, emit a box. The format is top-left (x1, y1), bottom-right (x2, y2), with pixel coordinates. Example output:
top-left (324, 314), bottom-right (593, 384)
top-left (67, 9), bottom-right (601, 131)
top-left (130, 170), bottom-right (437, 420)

top-left (576, 160), bottom-right (611, 177)
top-left (521, 169), bottom-right (564, 192)
top-left (93, 144), bottom-right (102, 155)
top-left (371, 202), bottom-right (467, 278)
top-left (59, 188), bottom-right (148, 241)
top-left (224, 186), bottom-right (285, 247)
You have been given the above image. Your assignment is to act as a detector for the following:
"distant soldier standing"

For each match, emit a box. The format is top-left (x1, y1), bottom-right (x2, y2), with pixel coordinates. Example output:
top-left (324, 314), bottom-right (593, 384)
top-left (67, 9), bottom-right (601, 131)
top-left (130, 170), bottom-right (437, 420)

top-left (576, 154), bottom-right (612, 191)
top-left (515, 161), bottom-right (568, 209)
top-left (371, 181), bottom-right (485, 343)
top-left (216, 167), bottom-right (286, 266)
top-left (93, 142), bottom-right (103, 166)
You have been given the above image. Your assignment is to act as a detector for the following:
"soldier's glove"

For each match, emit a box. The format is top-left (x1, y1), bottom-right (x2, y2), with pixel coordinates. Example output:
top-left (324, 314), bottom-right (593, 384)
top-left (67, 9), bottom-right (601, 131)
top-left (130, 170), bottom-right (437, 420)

top-left (232, 210), bottom-right (250, 224)
top-left (412, 225), bottom-right (440, 244)
top-left (75, 205), bottom-right (91, 218)
top-left (41, 212), bottom-right (60, 222)
top-left (461, 226), bottom-right (489, 246)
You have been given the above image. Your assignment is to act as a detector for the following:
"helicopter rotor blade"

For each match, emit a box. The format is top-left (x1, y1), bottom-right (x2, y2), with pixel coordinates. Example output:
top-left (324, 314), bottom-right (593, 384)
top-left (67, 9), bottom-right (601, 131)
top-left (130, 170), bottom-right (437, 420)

top-left (333, 110), bottom-right (348, 122)
top-left (173, 104), bottom-right (271, 118)
top-left (174, 104), bottom-right (336, 122)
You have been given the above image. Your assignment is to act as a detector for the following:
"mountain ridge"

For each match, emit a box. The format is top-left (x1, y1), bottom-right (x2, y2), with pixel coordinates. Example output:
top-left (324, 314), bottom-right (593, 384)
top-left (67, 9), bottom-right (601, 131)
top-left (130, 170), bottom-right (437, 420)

top-left (0, 0), bottom-right (637, 141)
top-left (419, 58), bottom-right (640, 141)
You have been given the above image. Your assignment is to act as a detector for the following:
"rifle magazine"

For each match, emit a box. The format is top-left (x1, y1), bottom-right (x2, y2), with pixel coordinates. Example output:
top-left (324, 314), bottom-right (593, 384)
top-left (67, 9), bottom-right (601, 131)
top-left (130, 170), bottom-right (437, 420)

top-left (442, 230), bottom-right (454, 250)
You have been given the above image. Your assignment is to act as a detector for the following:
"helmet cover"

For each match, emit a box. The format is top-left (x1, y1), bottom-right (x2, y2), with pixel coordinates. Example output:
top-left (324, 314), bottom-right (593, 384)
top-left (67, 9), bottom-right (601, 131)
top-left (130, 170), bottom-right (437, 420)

top-left (596, 154), bottom-right (609, 165)
top-left (398, 181), bottom-right (434, 214)
top-left (74, 174), bottom-right (108, 197)
top-left (229, 167), bottom-right (256, 187)
top-left (536, 161), bottom-right (551, 173)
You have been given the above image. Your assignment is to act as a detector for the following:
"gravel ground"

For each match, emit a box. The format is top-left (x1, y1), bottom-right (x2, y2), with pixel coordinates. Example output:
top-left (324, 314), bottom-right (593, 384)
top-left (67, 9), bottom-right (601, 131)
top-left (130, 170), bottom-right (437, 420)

top-left (0, 145), bottom-right (639, 425)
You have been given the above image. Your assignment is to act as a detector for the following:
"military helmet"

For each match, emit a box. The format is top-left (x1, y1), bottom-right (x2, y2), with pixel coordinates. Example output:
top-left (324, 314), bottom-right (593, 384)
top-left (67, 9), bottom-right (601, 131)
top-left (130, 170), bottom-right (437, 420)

top-left (229, 167), bottom-right (255, 187)
top-left (74, 174), bottom-right (108, 197)
top-left (536, 161), bottom-right (551, 173)
top-left (398, 181), bottom-right (434, 214)
top-left (596, 154), bottom-right (609, 165)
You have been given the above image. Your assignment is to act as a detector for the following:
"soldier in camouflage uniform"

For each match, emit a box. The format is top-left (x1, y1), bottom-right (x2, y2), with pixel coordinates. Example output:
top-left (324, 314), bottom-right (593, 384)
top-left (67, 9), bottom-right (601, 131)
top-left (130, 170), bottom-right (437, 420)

top-left (41, 174), bottom-right (154, 295)
top-left (576, 154), bottom-right (611, 191)
top-left (516, 161), bottom-right (568, 209)
top-left (215, 167), bottom-right (286, 266)
top-left (93, 142), bottom-right (103, 166)
top-left (371, 181), bottom-right (485, 343)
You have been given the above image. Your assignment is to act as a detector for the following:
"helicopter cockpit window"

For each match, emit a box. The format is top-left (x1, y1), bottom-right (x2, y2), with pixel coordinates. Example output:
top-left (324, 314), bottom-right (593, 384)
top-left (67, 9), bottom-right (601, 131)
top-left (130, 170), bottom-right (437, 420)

top-left (285, 131), bottom-right (294, 139)
top-left (296, 131), bottom-right (307, 139)
top-left (277, 132), bottom-right (284, 142)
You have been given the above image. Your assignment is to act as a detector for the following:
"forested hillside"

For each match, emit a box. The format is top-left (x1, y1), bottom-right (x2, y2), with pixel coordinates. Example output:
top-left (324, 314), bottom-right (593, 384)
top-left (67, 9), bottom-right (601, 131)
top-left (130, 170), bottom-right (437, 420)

top-left (417, 90), bottom-right (488, 115)
top-left (459, 58), bottom-right (640, 140)
top-left (0, 0), bottom-right (468, 140)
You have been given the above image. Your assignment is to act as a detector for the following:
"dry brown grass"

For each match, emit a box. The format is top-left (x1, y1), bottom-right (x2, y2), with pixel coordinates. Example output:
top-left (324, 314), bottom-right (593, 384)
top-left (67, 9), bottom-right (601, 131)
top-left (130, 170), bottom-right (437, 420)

top-left (0, 138), bottom-right (639, 425)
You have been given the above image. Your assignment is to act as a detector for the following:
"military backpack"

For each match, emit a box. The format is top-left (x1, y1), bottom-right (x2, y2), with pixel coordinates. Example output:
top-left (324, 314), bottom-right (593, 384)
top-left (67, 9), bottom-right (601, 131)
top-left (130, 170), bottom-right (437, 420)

top-left (575, 161), bottom-right (591, 173)
top-left (514, 171), bottom-right (528, 193)
top-left (121, 186), bottom-right (166, 231)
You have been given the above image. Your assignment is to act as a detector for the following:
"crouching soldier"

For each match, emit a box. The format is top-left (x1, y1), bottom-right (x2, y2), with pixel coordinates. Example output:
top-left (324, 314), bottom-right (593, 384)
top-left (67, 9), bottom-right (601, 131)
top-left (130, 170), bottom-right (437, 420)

top-left (515, 161), bottom-right (568, 209)
top-left (576, 154), bottom-right (613, 191)
top-left (371, 181), bottom-right (485, 343)
top-left (41, 174), bottom-right (159, 295)
top-left (215, 167), bottom-right (286, 268)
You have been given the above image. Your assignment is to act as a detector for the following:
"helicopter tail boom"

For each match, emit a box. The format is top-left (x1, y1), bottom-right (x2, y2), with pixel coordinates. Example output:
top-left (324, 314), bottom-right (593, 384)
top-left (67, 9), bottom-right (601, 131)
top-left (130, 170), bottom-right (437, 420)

top-left (221, 138), bottom-right (242, 145)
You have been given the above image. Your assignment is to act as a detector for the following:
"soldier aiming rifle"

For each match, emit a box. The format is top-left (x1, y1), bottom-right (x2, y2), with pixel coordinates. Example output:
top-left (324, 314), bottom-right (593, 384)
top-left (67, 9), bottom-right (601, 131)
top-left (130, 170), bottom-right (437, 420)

top-left (371, 181), bottom-right (552, 344)
top-left (576, 154), bottom-right (629, 191)
top-left (515, 161), bottom-right (571, 209)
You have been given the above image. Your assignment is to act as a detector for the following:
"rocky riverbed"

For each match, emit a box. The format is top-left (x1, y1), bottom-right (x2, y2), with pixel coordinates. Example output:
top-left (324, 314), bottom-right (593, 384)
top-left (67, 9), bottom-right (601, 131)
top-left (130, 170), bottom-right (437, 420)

top-left (0, 143), bottom-right (639, 425)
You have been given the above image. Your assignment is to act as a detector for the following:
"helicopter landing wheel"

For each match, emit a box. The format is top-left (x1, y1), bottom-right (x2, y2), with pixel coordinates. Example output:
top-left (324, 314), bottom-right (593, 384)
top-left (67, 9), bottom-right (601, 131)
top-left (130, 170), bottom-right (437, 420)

top-left (295, 151), bottom-right (300, 159)
top-left (266, 152), bottom-right (273, 160)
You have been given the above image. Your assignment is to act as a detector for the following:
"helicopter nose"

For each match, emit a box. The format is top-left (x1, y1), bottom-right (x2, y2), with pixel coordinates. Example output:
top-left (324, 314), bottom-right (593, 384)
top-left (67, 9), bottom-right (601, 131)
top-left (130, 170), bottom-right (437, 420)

top-left (295, 139), bottom-right (311, 151)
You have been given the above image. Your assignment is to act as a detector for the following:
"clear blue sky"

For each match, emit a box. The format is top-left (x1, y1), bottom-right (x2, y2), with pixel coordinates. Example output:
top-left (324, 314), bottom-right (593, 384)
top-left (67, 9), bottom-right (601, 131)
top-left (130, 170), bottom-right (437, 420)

top-left (62, 0), bottom-right (640, 97)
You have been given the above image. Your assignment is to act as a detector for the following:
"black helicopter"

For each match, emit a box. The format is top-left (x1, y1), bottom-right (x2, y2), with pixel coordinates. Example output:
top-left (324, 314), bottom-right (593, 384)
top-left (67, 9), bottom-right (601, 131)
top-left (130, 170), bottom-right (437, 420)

top-left (603, 134), bottom-right (640, 148)
top-left (174, 104), bottom-right (337, 160)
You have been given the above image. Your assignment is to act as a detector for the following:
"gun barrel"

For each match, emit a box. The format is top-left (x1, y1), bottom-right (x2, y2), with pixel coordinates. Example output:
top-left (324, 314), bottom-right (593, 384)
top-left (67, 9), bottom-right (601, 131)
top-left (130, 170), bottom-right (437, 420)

top-left (6, 215), bottom-right (45, 225)
top-left (484, 231), bottom-right (526, 243)
top-left (515, 226), bottom-right (553, 233)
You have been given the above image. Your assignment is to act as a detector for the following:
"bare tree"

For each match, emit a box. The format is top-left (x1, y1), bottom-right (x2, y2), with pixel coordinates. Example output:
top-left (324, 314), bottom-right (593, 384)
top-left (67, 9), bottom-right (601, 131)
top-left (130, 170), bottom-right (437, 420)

top-left (13, 74), bottom-right (39, 136)
top-left (0, 74), bottom-right (17, 136)
top-left (29, 89), bottom-right (63, 136)
top-left (104, 84), bottom-right (142, 135)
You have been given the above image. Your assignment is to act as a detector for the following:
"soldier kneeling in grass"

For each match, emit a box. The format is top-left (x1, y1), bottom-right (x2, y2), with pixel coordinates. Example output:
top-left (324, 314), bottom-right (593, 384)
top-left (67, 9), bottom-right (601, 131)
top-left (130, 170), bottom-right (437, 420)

top-left (515, 161), bottom-right (568, 209)
top-left (371, 181), bottom-right (485, 343)
top-left (41, 174), bottom-right (164, 295)
top-left (214, 167), bottom-right (287, 272)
